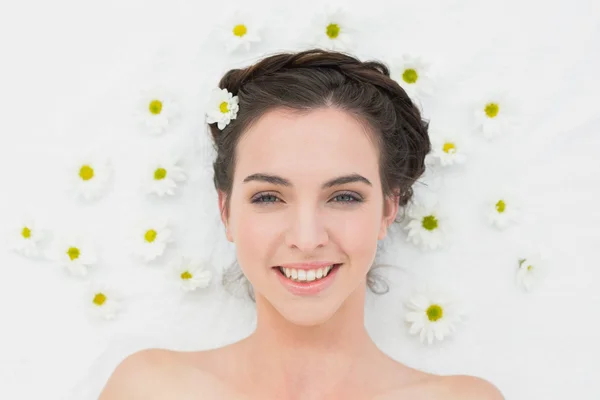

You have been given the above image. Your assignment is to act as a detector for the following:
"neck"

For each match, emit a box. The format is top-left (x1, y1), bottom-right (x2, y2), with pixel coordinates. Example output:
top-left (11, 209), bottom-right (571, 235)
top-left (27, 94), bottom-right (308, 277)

top-left (237, 284), bottom-right (385, 398)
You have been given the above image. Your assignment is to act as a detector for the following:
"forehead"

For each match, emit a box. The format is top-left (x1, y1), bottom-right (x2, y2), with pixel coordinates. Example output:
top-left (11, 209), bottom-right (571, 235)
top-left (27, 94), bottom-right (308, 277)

top-left (236, 107), bottom-right (380, 181)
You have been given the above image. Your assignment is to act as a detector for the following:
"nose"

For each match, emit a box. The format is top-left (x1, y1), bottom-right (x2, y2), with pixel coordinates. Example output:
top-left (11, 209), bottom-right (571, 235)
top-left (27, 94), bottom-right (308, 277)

top-left (284, 206), bottom-right (329, 252)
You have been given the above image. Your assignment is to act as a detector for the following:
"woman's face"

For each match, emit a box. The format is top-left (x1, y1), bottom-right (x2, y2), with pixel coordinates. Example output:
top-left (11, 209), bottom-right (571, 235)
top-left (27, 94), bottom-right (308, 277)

top-left (218, 107), bottom-right (398, 326)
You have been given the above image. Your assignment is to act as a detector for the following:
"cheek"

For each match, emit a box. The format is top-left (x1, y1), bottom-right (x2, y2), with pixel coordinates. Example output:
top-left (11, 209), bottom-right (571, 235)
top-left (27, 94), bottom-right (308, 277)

top-left (231, 207), bottom-right (275, 268)
top-left (333, 209), bottom-right (380, 261)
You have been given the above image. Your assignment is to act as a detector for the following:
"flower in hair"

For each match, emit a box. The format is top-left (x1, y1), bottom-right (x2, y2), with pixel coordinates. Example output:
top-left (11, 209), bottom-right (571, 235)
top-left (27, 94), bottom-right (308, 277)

top-left (206, 88), bottom-right (239, 130)
top-left (391, 54), bottom-right (434, 102)
top-left (310, 6), bottom-right (355, 51)
top-left (473, 90), bottom-right (520, 140)
top-left (404, 288), bottom-right (465, 345)
top-left (215, 10), bottom-right (263, 53)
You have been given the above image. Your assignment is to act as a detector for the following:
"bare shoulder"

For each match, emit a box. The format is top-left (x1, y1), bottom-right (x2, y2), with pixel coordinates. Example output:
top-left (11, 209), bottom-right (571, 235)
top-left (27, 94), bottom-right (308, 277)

top-left (98, 347), bottom-right (237, 400)
top-left (375, 371), bottom-right (504, 400)
top-left (97, 348), bottom-right (174, 399)
top-left (436, 375), bottom-right (505, 400)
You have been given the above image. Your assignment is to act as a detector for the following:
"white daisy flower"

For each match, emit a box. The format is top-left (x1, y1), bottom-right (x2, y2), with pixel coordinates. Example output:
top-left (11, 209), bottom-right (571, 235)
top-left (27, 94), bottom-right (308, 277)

top-left (142, 153), bottom-right (187, 197)
top-left (205, 88), bottom-right (239, 131)
top-left (130, 216), bottom-right (173, 262)
top-left (310, 6), bottom-right (355, 51)
top-left (67, 151), bottom-right (112, 201)
top-left (516, 253), bottom-right (549, 292)
top-left (473, 90), bottom-right (519, 140)
top-left (6, 215), bottom-right (45, 258)
top-left (403, 202), bottom-right (446, 250)
top-left (135, 85), bottom-right (180, 136)
top-left (169, 255), bottom-right (213, 292)
top-left (405, 289), bottom-right (465, 345)
top-left (214, 10), bottom-right (262, 53)
top-left (48, 235), bottom-right (98, 277)
top-left (86, 282), bottom-right (121, 321)
top-left (390, 54), bottom-right (434, 102)
top-left (426, 122), bottom-right (469, 168)
top-left (487, 193), bottom-right (521, 230)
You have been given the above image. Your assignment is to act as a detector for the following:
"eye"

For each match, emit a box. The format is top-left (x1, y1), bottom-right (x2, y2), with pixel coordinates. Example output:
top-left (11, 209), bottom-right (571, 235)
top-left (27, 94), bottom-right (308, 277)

top-left (251, 191), bottom-right (363, 205)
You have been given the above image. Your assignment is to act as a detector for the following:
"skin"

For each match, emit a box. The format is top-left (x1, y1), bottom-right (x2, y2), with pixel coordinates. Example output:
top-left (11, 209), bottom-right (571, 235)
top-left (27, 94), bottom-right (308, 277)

top-left (98, 107), bottom-right (504, 399)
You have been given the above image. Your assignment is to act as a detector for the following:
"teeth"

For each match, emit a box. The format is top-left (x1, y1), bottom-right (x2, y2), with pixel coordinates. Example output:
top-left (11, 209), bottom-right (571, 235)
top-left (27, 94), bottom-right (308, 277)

top-left (280, 265), bottom-right (335, 282)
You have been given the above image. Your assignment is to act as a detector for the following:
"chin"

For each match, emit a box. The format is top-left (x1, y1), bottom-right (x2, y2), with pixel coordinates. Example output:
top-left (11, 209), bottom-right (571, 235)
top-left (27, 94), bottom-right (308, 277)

top-left (271, 297), bottom-right (344, 327)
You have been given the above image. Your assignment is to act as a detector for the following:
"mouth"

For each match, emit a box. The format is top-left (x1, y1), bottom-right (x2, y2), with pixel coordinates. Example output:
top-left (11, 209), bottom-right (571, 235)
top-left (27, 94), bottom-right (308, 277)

top-left (274, 263), bottom-right (343, 282)
top-left (273, 263), bottom-right (343, 295)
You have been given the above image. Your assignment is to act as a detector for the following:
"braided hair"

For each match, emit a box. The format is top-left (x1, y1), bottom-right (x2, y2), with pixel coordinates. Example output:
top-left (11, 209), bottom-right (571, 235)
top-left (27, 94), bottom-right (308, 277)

top-left (208, 48), bottom-right (431, 301)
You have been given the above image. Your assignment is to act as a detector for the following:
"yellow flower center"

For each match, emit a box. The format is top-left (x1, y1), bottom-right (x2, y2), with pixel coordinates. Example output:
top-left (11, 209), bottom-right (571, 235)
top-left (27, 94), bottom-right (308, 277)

top-left (79, 165), bottom-right (94, 181)
top-left (149, 99), bottom-right (163, 115)
top-left (443, 142), bottom-right (456, 153)
top-left (181, 271), bottom-right (193, 280)
top-left (21, 227), bottom-right (31, 239)
top-left (426, 304), bottom-right (443, 321)
top-left (145, 229), bottom-right (157, 243)
top-left (233, 24), bottom-right (247, 37)
top-left (219, 101), bottom-right (229, 113)
top-left (67, 247), bottom-right (80, 261)
top-left (154, 168), bottom-right (167, 180)
top-left (485, 102), bottom-right (499, 118)
top-left (402, 68), bottom-right (418, 84)
top-left (527, 264), bottom-right (533, 271)
top-left (93, 292), bottom-right (106, 306)
top-left (496, 200), bottom-right (506, 213)
top-left (422, 215), bottom-right (438, 231)
top-left (326, 23), bottom-right (340, 39)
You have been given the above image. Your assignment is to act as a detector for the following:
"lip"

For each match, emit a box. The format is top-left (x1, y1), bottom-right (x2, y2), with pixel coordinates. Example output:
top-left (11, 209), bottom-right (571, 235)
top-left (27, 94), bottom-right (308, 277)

top-left (274, 263), bottom-right (342, 296)
top-left (276, 261), bottom-right (341, 270)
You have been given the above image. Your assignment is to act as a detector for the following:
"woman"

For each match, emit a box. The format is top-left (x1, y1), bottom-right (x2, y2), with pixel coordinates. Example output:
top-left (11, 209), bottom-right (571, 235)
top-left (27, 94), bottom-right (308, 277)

top-left (99, 48), bottom-right (504, 399)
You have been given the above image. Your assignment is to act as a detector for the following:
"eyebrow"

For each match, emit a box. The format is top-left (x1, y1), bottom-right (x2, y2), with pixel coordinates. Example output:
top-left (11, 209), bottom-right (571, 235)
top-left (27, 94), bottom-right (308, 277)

top-left (242, 173), bottom-right (372, 189)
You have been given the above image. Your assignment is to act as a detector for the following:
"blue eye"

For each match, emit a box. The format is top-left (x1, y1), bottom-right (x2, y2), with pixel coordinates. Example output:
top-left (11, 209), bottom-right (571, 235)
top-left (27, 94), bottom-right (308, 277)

top-left (251, 192), bottom-right (362, 205)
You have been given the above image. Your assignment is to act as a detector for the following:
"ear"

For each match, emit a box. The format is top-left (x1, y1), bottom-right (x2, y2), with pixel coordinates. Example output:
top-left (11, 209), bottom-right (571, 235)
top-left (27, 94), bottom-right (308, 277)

top-left (378, 192), bottom-right (399, 241)
top-left (217, 190), bottom-right (233, 242)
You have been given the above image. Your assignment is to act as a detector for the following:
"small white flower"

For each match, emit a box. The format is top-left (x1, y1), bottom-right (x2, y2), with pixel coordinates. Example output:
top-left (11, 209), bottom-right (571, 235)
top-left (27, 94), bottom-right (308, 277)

top-left (473, 90), bottom-right (519, 140)
top-left (214, 10), bottom-right (262, 53)
top-left (130, 216), bottom-right (173, 262)
top-left (403, 202), bottom-right (446, 250)
top-left (487, 193), bottom-right (521, 230)
top-left (68, 151), bottom-right (112, 201)
top-left (405, 289), bottom-right (465, 345)
top-left (6, 215), bottom-right (45, 258)
top-left (390, 54), bottom-right (435, 102)
top-left (87, 282), bottom-right (121, 320)
top-left (169, 255), bottom-right (213, 292)
top-left (516, 253), bottom-right (548, 292)
top-left (135, 85), bottom-right (180, 136)
top-left (426, 122), bottom-right (469, 167)
top-left (205, 88), bottom-right (239, 131)
top-left (309, 6), bottom-right (355, 51)
top-left (142, 153), bottom-right (187, 197)
top-left (49, 235), bottom-right (98, 277)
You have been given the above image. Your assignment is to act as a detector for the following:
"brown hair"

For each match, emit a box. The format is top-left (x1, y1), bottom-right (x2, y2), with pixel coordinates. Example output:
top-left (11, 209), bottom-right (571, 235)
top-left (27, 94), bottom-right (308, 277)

top-left (208, 48), bottom-right (431, 301)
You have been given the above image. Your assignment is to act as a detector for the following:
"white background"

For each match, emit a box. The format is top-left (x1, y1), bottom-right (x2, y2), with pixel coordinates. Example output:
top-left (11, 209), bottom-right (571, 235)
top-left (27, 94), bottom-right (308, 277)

top-left (0, 0), bottom-right (599, 398)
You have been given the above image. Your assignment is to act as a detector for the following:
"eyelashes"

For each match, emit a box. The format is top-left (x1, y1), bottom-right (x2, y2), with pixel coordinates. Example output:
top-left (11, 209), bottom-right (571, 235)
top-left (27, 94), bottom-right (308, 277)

top-left (251, 191), bottom-right (363, 206)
